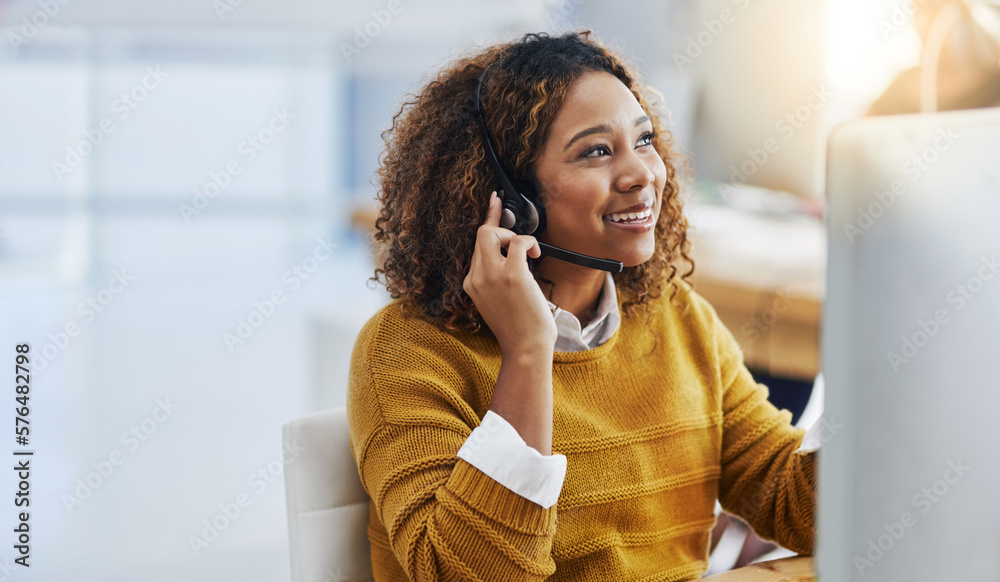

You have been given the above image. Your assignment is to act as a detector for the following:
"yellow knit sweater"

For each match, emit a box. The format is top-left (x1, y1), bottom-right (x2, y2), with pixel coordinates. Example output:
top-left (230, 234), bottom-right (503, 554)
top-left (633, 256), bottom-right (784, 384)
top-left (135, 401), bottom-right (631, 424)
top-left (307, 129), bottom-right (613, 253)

top-left (347, 284), bottom-right (816, 581)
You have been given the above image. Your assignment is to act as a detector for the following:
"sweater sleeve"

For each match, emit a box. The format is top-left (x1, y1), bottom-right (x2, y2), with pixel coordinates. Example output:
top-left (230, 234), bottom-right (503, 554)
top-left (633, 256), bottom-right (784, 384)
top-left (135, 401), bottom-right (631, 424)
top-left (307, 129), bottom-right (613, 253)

top-left (347, 311), bottom-right (559, 581)
top-left (709, 302), bottom-right (818, 554)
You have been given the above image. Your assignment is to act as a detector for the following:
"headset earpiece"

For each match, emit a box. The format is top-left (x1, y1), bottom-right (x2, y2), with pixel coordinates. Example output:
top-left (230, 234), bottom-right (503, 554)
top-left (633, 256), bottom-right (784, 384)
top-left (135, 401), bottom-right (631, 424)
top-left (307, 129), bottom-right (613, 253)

top-left (498, 191), bottom-right (517, 230)
top-left (497, 187), bottom-right (542, 235)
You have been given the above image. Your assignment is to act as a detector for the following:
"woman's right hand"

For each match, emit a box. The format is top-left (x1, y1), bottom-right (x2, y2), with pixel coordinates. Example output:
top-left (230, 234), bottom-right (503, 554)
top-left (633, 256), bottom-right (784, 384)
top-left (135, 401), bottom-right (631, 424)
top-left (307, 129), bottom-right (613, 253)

top-left (463, 191), bottom-right (557, 357)
top-left (464, 191), bottom-right (557, 455)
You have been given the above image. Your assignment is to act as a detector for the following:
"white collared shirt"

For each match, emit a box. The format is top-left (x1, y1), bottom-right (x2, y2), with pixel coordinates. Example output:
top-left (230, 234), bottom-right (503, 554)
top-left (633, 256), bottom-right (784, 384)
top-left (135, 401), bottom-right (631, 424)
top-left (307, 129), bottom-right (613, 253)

top-left (549, 272), bottom-right (620, 352)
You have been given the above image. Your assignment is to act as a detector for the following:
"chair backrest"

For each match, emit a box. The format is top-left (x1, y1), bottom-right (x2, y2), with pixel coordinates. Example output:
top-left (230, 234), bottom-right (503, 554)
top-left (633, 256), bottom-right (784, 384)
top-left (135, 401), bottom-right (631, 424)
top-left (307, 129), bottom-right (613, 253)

top-left (283, 406), bottom-right (373, 582)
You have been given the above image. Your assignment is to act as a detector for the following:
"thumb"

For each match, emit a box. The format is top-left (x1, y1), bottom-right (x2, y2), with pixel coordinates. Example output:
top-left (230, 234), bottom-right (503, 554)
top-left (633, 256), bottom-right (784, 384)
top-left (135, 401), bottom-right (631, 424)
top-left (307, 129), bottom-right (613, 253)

top-left (484, 190), bottom-right (501, 227)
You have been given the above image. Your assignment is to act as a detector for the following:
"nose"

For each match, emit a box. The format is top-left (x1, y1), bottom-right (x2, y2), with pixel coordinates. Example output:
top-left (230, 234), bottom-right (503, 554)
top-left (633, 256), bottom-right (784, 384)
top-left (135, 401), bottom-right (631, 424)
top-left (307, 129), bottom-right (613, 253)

top-left (614, 147), bottom-right (656, 194)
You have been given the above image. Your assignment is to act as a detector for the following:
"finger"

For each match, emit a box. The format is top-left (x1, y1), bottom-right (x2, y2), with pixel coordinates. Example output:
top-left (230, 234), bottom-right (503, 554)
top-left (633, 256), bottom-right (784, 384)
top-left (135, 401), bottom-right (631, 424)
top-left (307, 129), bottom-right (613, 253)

top-left (505, 235), bottom-right (537, 267)
top-left (483, 190), bottom-right (500, 227)
top-left (476, 223), bottom-right (516, 255)
top-left (526, 238), bottom-right (542, 260)
top-left (468, 194), bottom-right (499, 293)
top-left (480, 228), bottom-right (517, 271)
top-left (465, 243), bottom-right (486, 296)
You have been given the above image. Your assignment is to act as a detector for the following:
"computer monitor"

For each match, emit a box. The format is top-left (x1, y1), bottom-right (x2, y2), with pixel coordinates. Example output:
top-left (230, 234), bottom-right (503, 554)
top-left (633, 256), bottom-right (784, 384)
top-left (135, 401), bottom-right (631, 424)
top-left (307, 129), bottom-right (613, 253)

top-left (820, 106), bottom-right (1000, 580)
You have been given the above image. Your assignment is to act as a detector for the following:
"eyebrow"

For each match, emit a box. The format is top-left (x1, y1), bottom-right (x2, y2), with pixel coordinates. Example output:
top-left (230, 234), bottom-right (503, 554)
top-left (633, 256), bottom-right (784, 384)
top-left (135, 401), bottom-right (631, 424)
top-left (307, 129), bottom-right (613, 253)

top-left (563, 115), bottom-right (651, 152)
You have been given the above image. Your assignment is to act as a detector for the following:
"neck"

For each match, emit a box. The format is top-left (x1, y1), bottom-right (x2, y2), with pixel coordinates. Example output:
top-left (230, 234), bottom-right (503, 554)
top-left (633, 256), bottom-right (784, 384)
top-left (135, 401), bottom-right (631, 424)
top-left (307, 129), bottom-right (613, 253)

top-left (534, 257), bottom-right (607, 326)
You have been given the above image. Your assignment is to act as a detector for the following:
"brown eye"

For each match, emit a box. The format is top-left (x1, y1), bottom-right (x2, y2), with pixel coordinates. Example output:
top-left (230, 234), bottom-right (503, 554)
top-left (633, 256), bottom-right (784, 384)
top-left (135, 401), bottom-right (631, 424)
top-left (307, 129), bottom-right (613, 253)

top-left (583, 145), bottom-right (611, 158)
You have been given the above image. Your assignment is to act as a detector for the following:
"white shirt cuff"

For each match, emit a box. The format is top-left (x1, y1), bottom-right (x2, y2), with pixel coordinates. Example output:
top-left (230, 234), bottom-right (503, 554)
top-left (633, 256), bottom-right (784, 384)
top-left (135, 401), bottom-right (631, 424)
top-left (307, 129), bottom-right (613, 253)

top-left (796, 414), bottom-right (826, 453)
top-left (456, 410), bottom-right (567, 508)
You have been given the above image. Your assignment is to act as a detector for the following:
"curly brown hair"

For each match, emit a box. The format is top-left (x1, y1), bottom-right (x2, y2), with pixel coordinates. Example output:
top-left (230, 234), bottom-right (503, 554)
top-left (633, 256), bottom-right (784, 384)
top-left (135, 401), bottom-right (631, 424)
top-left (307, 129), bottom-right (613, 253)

top-left (372, 30), bottom-right (693, 332)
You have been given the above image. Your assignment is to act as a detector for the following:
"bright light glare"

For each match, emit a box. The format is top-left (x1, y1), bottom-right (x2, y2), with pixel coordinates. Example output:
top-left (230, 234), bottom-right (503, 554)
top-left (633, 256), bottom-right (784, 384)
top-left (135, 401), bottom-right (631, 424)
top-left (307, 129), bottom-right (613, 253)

top-left (827, 0), bottom-right (923, 120)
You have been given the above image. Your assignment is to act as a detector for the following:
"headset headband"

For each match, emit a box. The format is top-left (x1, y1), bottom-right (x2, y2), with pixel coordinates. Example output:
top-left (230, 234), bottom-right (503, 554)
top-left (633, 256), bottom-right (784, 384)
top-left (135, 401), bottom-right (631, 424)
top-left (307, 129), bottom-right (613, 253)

top-left (474, 65), bottom-right (540, 235)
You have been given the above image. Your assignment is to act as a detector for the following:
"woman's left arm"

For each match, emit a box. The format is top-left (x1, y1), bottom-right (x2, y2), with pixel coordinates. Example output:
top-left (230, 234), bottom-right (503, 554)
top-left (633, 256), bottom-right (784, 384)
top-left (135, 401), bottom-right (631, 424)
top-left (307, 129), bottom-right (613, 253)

top-left (711, 309), bottom-right (817, 554)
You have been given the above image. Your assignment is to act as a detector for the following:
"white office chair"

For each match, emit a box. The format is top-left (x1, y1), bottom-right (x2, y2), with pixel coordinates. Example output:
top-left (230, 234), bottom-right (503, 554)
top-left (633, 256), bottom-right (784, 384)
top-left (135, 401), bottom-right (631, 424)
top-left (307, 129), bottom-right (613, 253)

top-left (282, 407), bottom-right (373, 582)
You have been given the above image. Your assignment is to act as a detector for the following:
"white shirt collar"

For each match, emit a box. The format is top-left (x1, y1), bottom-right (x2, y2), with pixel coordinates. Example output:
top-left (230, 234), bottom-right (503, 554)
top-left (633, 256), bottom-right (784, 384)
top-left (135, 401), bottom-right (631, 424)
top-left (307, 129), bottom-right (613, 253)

top-left (547, 272), bottom-right (620, 353)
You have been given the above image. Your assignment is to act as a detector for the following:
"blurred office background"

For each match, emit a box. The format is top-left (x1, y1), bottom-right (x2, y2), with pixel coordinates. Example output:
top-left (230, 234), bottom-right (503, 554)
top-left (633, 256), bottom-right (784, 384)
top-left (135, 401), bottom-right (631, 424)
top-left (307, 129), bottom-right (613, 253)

top-left (0, 0), bottom-right (966, 579)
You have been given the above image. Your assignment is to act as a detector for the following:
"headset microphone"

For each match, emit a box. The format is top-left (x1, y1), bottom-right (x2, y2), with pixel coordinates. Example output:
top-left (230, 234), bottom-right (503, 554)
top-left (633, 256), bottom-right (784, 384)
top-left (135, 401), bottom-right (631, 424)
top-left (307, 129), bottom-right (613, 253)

top-left (474, 66), bottom-right (623, 274)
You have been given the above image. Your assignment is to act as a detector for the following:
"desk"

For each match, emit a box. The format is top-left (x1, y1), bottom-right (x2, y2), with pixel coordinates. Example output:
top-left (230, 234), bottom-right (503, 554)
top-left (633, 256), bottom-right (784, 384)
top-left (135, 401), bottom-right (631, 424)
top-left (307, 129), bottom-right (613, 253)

top-left (686, 203), bottom-right (825, 381)
top-left (703, 556), bottom-right (815, 581)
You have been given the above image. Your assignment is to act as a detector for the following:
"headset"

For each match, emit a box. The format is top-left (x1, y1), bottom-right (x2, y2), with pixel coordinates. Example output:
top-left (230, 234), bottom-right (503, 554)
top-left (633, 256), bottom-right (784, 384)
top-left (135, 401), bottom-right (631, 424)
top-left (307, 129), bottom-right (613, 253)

top-left (473, 66), bottom-right (624, 274)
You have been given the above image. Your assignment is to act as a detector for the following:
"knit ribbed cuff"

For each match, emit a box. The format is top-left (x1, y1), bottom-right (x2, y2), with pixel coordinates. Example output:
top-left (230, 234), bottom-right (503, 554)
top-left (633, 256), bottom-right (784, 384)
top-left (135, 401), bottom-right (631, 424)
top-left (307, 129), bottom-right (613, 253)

top-left (448, 459), bottom-right (559, 534)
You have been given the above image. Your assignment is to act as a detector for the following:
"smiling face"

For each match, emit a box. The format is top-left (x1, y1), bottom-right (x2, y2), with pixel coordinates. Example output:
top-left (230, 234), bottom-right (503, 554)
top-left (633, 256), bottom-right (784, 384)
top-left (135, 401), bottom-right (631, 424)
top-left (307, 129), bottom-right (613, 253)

top-left (531, 71), bottom-right (667, 270)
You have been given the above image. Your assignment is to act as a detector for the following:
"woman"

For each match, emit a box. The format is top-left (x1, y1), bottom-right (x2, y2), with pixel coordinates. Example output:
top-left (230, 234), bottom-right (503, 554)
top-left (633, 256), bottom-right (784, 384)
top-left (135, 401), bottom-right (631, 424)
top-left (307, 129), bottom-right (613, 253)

top-left (348, 31), bottom-right (815, 581)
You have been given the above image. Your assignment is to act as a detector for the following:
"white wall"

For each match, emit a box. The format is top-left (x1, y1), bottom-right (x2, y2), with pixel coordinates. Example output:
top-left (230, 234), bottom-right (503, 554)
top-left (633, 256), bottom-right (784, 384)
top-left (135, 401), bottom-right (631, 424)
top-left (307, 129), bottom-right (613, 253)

top-left (0, 2), bottom-right (554, 579)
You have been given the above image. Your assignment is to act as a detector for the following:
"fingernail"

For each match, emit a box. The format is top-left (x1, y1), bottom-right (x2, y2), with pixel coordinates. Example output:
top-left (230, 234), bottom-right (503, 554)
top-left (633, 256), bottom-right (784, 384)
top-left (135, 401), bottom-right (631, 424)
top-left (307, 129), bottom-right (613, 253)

top-left (490, 191), bottom-right (497, 204)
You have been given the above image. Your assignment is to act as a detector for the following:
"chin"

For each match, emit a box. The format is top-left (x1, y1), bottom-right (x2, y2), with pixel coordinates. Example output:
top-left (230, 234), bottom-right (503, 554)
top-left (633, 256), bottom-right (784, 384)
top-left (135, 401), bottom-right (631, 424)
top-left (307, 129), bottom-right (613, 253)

top-left (621, 238), bottom-right (658, 266)
top-left (617, 247), bottom-right (656, 269)
top-left (621, 258), bottom-right (652, 270)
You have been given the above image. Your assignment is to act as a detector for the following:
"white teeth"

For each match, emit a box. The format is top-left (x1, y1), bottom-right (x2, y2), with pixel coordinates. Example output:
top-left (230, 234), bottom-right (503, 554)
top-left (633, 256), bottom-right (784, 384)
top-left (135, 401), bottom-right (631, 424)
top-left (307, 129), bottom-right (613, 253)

top-left (608, 208), bottom-right (651, 223)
